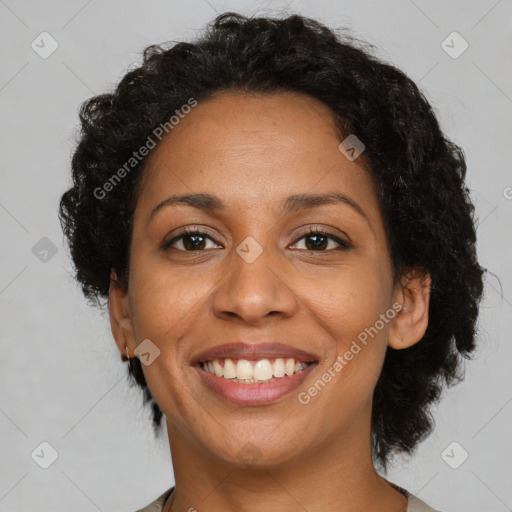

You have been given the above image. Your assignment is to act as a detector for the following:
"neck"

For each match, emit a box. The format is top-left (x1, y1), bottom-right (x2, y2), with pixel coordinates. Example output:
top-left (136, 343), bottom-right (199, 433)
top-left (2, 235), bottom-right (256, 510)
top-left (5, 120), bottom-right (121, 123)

top-left (163, 410), bottom-right (407, 512)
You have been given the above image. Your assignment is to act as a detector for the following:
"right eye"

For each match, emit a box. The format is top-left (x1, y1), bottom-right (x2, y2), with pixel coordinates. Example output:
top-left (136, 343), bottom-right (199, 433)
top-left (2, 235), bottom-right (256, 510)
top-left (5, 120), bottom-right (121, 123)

top-left (161, 228), bottom-right (223, 252)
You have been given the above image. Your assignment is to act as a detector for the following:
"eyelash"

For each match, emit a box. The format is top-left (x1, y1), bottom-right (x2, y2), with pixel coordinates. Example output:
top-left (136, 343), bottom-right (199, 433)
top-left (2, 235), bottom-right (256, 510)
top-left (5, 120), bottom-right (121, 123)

top-left (161, 227), bottom-right (351, 253)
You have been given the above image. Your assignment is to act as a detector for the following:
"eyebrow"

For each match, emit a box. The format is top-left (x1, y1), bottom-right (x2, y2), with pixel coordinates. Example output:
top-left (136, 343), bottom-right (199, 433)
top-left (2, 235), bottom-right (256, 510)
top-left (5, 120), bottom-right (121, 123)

top-left (149, 192), bottom-right (370, 225)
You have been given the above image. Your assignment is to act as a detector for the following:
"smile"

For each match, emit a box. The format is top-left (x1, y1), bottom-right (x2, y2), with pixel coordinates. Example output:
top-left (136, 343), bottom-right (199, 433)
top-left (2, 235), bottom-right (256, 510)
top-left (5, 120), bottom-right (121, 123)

top-left (195, 357), bottom-right (318, 405)
top-left (200, 357), bottom-right (313, 382)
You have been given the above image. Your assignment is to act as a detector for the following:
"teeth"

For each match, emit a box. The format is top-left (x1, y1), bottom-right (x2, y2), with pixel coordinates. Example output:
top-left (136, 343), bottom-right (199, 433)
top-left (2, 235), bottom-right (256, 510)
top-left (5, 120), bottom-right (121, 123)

top-left (253, 359), bottom-right (273, 380)
top-left (223, 358), bottom-right (237, 379)
top-left (201, 357), bottom-right (311, 382)
top-left (213, 359), bottom-right (223, 377)
top-left (236, 359), bottom-right (253, 380)
top-left (273, 358), bottom-right (285, 378)
top-left (231, 377), bottom-right (274, 383)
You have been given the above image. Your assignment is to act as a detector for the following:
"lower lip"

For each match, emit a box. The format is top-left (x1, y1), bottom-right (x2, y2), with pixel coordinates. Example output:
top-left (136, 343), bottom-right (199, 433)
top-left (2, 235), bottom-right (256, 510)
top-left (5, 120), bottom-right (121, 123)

top-left (195, 363), bottom-right (317, 405)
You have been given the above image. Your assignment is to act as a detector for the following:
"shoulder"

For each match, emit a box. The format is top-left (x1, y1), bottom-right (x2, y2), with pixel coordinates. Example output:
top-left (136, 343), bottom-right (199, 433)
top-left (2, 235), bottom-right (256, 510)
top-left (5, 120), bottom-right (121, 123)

top-left (388, 480), bottom-right (443, 512)
top-left (135, 484), bottom-right (443, 512)
top-left (407, 492), bottom-right (443, 512)
top-left (134, 487), bottom-right (174, 512)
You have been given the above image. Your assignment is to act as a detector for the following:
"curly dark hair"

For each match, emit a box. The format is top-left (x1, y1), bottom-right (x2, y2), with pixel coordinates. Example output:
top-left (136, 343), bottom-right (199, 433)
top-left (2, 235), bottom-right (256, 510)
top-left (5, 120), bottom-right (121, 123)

top-left (58, 11), bottom-right (485, 471)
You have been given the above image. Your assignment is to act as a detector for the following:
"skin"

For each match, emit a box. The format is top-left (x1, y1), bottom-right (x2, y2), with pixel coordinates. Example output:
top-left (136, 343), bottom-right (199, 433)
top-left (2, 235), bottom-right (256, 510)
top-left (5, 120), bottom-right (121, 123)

top-left (109, 91), bottom-right (431, 512)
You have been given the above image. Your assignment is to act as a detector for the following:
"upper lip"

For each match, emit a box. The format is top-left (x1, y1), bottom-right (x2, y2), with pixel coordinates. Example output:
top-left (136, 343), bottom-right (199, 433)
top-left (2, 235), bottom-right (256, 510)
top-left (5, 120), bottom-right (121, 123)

top-left (191, 342), bottom-right (318, 365)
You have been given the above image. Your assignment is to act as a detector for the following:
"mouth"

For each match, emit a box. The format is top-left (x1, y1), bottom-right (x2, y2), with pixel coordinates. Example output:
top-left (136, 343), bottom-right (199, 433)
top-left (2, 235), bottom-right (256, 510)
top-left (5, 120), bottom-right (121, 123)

top-left (194, 357), bottom-right (318, 405)
top-left (191, 343), bottom-right (319, 405)
top-left (198, 357), bottom-right (315, 383)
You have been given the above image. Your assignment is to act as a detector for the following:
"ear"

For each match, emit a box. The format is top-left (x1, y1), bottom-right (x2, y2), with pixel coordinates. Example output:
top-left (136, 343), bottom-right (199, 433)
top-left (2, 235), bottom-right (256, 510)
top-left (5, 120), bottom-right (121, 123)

top-left (388, 267), bottom-right (431, 350)
top-left (108, 269), bottom-right (137, 361)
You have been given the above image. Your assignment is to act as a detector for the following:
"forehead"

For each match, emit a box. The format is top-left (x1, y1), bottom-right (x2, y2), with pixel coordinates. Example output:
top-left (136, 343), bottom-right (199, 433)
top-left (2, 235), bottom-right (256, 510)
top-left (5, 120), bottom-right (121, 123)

top-left (138, 91), bottom-right (380, 221)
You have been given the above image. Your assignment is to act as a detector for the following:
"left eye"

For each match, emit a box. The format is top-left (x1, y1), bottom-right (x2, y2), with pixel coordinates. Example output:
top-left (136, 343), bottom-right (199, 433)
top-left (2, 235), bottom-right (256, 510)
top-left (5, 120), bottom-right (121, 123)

top-left (291, 230), bottom-right (349, 251)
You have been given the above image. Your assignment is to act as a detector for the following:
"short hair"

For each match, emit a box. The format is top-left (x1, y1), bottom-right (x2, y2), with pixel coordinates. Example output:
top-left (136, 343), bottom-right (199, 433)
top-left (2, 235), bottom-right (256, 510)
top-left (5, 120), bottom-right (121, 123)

top-left (58, 12), bottom-right (485, 470)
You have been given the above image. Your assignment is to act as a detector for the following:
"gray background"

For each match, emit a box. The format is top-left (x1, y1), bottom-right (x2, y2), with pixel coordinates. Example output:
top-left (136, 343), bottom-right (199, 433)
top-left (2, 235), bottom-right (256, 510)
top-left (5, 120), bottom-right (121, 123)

top-left (1, 0), bottom-right (511, 510)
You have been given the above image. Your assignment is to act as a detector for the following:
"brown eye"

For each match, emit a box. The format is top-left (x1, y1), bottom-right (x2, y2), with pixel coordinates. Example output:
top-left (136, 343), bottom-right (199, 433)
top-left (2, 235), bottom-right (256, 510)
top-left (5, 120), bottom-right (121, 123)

top-left (292, 229), bottom-right (350, 251)
top-left (162, 229), bottom-right (222, 252)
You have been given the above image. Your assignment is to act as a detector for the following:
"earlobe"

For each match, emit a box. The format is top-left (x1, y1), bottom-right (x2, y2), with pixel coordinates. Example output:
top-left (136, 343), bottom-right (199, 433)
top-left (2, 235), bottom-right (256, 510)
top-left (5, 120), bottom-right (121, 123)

top-left (108, 269), bottom-right (137, 361)
top-left (388, 268), bottom-right (431, 350)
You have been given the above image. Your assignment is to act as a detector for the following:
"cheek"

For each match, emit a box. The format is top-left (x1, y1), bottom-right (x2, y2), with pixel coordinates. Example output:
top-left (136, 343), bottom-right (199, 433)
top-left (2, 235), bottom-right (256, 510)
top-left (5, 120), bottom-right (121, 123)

top-left (128, 247), bottom-right (214, 343)
top-left (126, 259), bottom-right (214, 415)
top-left (303, 261), bottom-right (392, 402)
top-left (309, 264), bottom-right (390, 349)
top-left (289, 268), bottom-right (391, 435)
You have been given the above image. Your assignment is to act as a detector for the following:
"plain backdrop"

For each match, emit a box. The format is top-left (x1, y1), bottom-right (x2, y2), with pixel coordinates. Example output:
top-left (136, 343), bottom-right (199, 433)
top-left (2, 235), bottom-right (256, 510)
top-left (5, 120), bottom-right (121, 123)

top-left (1, 1), bottom-right (511, 511)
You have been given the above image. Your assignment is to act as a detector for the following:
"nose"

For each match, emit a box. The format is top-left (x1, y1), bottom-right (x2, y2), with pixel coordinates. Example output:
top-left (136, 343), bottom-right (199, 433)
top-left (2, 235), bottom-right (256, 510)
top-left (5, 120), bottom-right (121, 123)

top-left (211, 243), bottom-right (298, 326)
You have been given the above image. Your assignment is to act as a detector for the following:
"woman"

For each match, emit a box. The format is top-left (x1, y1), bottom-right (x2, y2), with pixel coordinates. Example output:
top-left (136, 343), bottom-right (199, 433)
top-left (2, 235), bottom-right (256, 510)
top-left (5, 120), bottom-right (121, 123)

top-left (59, 12), bottom-right (485, 512)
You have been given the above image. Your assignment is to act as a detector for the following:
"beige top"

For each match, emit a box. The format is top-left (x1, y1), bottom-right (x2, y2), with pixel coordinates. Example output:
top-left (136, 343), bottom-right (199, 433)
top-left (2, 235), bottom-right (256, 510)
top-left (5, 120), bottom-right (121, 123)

top-left (135, 481), bottom-right (441, 511)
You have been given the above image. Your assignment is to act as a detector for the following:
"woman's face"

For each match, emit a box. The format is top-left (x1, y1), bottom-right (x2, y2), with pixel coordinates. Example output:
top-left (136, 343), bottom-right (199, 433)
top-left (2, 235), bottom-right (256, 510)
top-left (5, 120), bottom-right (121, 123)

top-left (111, 91), bottom-right (413, 467)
